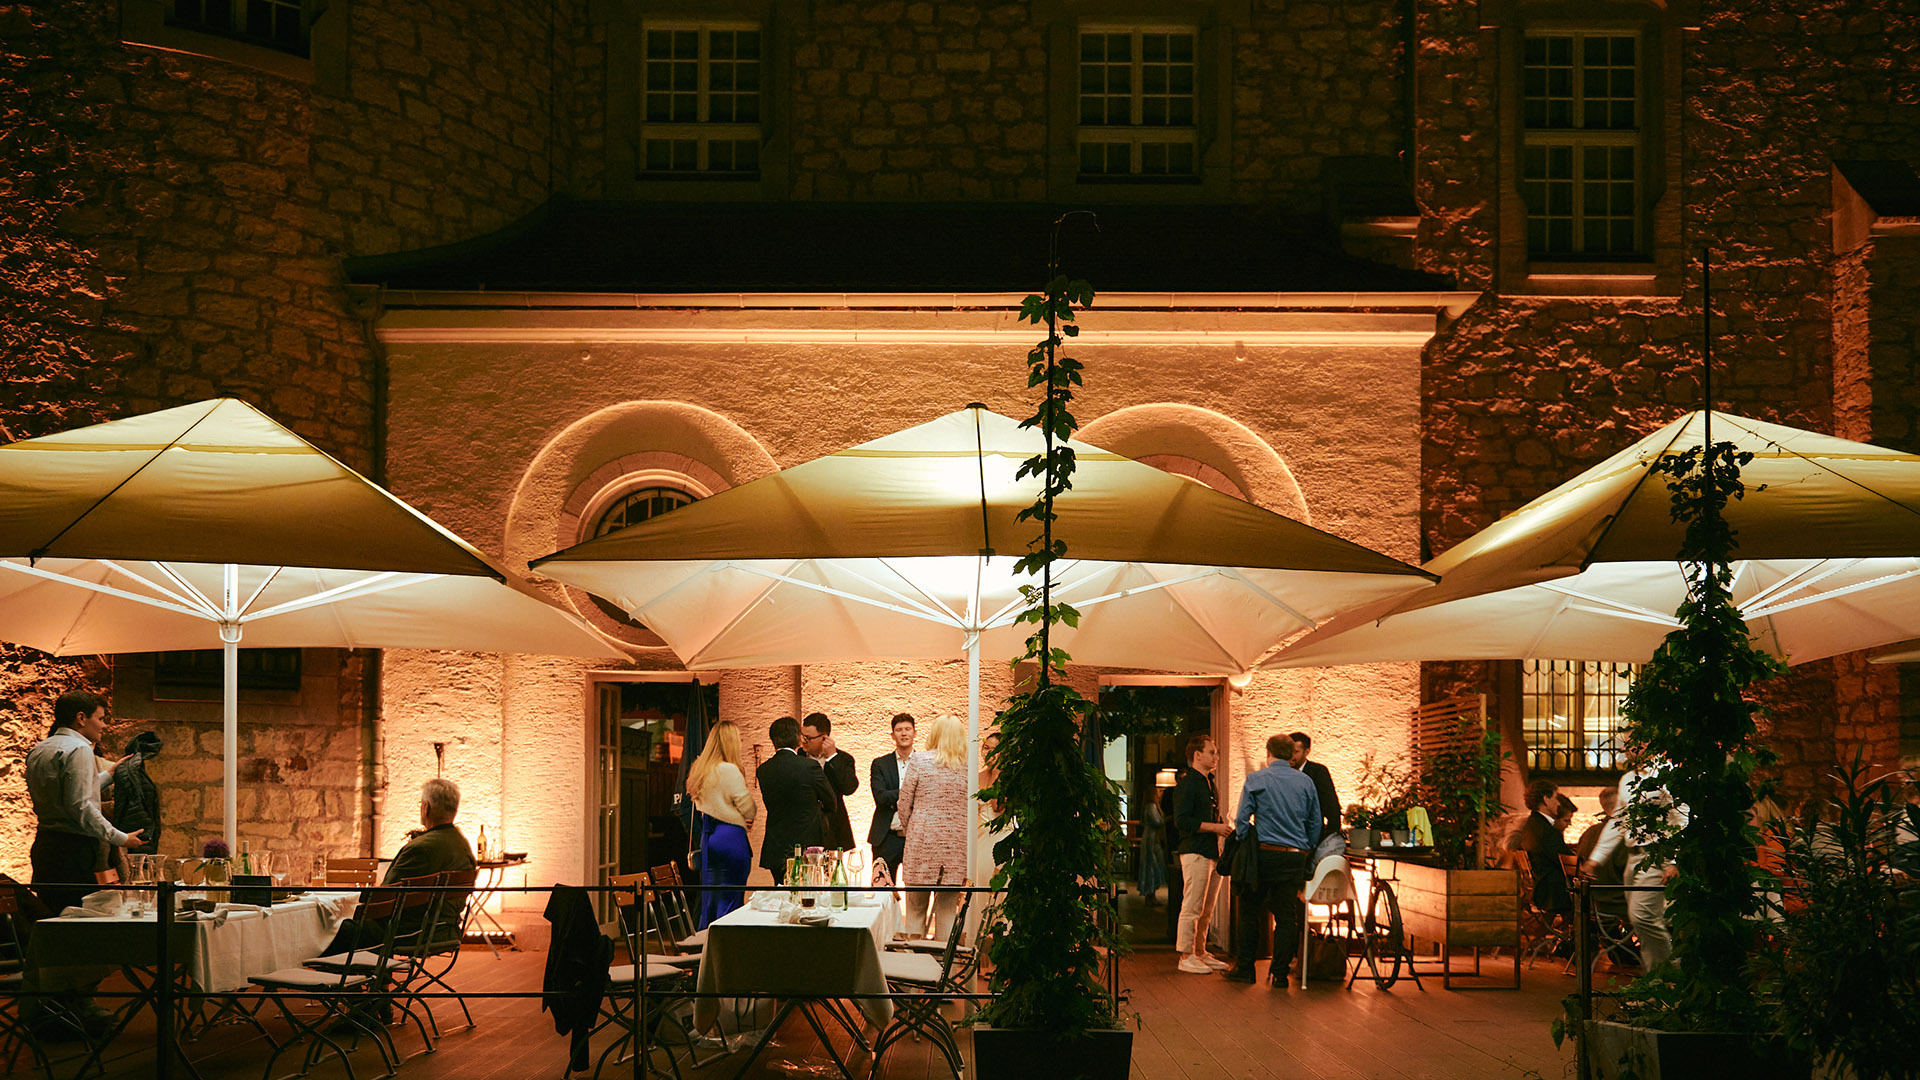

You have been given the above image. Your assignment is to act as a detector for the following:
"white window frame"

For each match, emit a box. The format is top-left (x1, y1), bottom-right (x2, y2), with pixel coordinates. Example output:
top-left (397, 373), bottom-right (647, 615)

top-left (639, 20), bottom-right (764, 176)
top-left (1520, 29), bottom-right (1644, 256)
top-left (1075, 23), bottom-right (1200, 181)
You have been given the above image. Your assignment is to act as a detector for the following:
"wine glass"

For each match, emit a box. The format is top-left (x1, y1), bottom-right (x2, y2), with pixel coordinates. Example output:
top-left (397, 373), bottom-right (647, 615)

top-left (844, 848), bottom-right (867, 888)
top-left (265, 853), bottom-right (290, 895)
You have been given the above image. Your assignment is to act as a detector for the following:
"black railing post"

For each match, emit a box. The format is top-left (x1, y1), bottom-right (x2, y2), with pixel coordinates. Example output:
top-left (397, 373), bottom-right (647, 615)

top-left (633, 884), bottom-right (644, 1080)
top-left (1574, 879), bottom-right (1592, 1080)
top-left (157, 879), bottom-right (176, 1080)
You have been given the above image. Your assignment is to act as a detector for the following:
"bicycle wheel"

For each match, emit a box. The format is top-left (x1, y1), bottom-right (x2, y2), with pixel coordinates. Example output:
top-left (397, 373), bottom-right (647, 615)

top-left (1362, 880), bottom-right (1406, 989)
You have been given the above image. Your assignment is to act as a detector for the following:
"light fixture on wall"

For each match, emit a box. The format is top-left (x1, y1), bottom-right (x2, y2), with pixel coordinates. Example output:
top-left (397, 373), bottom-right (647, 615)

top-left (1154, 768), bottom-right (1179, 789)
top-left (1227, 670), bottom-right (1253, 690)
top-left (433, 741), bottom-right (445, 777)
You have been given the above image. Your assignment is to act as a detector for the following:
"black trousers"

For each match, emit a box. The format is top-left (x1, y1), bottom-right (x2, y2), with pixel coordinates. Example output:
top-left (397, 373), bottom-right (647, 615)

top-left (1235, 849), bottom-right (1311, 979)
top-left (872, 834), bottom-right (906, 880)
top-left (30, 830), bottom-right (99, 915)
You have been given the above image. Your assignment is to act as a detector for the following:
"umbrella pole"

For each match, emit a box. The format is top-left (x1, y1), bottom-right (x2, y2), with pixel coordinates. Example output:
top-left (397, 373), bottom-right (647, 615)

top-left (222, 564), bottom-right (240, 854)
top-left (967, 633), bottom-right (980, 883)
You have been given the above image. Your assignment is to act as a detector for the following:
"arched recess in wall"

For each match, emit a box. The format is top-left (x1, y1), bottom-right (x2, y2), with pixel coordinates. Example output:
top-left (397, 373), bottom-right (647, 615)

top-left (1078, 404), bottom-right (1310, 523)
top-left (505, 401), bottom-right (781, 651)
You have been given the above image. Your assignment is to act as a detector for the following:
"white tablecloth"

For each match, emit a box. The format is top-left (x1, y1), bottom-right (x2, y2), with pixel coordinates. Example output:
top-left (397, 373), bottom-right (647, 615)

top-left (692, 897), bottom-right (898, 1031)
top-left (26, 891), bottom-right (357, 992)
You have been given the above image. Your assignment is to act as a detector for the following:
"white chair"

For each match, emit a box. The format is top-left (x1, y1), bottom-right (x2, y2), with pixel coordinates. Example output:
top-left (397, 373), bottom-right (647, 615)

top-left (1299, 854), bottom-right (1356, 987)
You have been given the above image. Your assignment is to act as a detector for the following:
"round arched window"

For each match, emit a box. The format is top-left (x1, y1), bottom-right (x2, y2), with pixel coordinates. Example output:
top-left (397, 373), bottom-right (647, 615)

top-left (591, 486), bottom-right (695, 538)
top-left (580, 483), bottom-right (700, 632)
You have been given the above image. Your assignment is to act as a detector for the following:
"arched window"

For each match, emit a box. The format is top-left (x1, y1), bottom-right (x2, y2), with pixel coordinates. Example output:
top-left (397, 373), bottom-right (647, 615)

top-left (574, 474), bottom-right (707, 636)
top-left (590, 486), bottom-right (696, 538)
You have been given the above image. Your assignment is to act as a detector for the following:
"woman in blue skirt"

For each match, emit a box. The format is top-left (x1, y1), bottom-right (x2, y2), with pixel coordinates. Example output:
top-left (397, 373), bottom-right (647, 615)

top-left (687, 721), bottom-right (757, 927)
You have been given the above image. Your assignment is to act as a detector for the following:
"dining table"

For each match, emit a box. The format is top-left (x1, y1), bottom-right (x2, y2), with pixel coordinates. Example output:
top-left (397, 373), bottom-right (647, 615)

top-left (24, 890), bottom-right (359, 1077)
top-left (691, 893), bottom-right (900, 1080)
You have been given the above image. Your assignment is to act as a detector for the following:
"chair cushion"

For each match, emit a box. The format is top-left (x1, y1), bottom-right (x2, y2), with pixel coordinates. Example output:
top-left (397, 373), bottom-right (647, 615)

top-left (253, 967), bottom-right (371, 989)
top-left (606, 964), bottom-right (694, 987)
top-left (678, 929), bottom-right (707, 948)
top-left (879, 951), bottom-right (944, 986)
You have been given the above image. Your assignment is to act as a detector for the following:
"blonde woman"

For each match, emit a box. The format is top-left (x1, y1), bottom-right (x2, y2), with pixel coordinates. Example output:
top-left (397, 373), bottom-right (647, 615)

top-left (687, 721), bottom-right (757, 927)
top-left (898, 713), bottom-right (970, 938)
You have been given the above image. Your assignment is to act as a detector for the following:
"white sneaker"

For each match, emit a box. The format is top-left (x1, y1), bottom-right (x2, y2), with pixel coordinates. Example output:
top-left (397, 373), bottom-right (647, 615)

top-left (1199, 953), bottom-right (1232, 970)
top-left (1177, 955), bottom-right (1214, 974)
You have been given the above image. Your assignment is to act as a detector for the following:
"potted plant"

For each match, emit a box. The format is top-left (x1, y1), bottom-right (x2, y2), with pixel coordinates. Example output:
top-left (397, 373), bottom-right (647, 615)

top-left (972, 269), bottom-right (1133, 1078)
top-left (1559, 437), bottom-right (1805, 1078)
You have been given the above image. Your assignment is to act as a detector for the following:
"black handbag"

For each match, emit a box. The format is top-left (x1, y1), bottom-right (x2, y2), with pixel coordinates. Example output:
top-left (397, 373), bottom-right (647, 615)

top-left (1221, 830), bottom-right (1261, 891)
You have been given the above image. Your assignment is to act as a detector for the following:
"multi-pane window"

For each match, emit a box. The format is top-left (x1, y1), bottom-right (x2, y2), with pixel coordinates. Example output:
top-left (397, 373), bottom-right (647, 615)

top-left (169, 0), bottom-right (308, 56)
top-left (1520, 659), bottom-right (1636, 773)
top-left (642, 24), bottom-right (761, 176)
top-left (1521, 33), bottom-right (1640, 255)
top-left (1077, 28), bottom-right (1197, 180)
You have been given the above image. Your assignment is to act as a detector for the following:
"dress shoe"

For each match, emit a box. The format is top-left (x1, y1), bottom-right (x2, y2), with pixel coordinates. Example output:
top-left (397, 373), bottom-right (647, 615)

top-left (1222, 967), bottom-right (1256, 983)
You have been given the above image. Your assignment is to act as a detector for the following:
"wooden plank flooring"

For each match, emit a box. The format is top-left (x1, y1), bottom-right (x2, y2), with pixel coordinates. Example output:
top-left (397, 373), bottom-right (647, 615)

top-left (44, 945), bottom-right (1583, 1080)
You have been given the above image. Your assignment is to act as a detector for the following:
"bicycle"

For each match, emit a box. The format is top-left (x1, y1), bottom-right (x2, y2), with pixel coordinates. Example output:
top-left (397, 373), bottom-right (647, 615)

top-left (1346, 852), bottom-right (1423, 990)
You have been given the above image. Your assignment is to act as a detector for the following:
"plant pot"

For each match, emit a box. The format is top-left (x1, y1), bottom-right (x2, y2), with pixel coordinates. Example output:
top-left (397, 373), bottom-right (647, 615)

top-left (1388, 861), bottom-right (1518, 988)
top-left (971, 1026), bottom-right (1132, 1080)
top-left (1582, 1020), bottom-right (1808, 1080)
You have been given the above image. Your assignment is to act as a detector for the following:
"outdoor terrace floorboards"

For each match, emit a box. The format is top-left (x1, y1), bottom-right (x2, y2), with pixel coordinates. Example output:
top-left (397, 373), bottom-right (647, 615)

top-left (50, 945), bottom-right (1585, 1080)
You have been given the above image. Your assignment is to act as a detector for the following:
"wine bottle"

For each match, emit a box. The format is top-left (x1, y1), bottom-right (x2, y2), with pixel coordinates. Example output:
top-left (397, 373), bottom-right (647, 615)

top-left (829, 852), bottom-right (848, 909)
top-left (239, 839), bottom-right (253, 877)
top-left (477, 825), bottom-right (489, 862)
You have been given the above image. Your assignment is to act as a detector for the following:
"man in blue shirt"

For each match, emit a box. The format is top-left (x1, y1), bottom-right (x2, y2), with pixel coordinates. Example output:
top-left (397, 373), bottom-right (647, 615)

top-left (1225, 733), bottom-right (1320, 986)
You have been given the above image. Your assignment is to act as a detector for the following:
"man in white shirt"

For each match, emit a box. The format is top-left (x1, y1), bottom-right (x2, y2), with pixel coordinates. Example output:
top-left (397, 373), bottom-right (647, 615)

top-left (26, 690), bottom-right (144, 914)
top-left (1584, 757), bottom-right (1685, 970)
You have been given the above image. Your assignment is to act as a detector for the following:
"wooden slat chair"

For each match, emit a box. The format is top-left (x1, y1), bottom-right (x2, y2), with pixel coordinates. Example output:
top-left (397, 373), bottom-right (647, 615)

top-left (252, 894), bottom-right (408, 1080)
top-left (591, 873), bottom-right (701, 1080)
top-left (409, 867), bottom-right (479, 1036)
top-left (326, 858), bottom-right (381, 889)
top-left (0, 890), bottom-right (53, 1080)
top-left (873, 890), bottom-right (972, 1080)
top-left (305, 874), bottom-right (444, 1054)
top-left (643, 865), bottom-right (706, 957)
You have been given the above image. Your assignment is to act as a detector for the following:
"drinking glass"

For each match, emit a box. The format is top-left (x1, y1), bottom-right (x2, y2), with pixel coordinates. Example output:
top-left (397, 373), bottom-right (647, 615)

top-left (845, 848), bottom-right (867, 887)
top-left (265, 853), bottom-right (290, 892)
top-left (287, 852), bottom-right (310, 889)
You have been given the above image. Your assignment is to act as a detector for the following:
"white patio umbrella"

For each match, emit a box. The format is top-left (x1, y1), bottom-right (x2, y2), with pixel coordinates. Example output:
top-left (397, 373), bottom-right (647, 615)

top-left (533, 405), bottom-right (1435, 868)
top-left (1267, 411), bottom-right (1920, 669)
top-left (0, 399), bottom-right (620, 850)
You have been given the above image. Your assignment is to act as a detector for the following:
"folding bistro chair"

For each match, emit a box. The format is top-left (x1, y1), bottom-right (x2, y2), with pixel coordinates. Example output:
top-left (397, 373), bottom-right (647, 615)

top-left (410, 866), bottom-right (479, 1036)
top-left (305, 874), bottom-right (444, 1055)
top-left (253, 894), bottom-right (408, 1080)
top-left (0, 890), bottom-right (53, 1080)
top-left (873, 890), bottom-right (972, 1080)
top-left (1509, 852), bottom-right (1572, 968)
top-left (326, 858), bottom-right (381, 889)
top-left (591, 873), bottom-right (701, 1080)
top-left (884, 888), bottom-right (981, 1016)
top-left (643, 865), bottom-right (706, 958)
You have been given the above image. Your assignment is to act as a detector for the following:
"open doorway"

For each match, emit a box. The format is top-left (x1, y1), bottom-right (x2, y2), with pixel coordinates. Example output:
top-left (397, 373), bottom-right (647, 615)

top-left (588, 673), bottom-right (718, 922)
top-left (1096, 682), bottom-right (1221, 949)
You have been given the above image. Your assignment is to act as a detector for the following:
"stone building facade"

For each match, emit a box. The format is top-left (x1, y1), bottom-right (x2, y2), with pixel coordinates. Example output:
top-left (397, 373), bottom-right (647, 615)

top-left (3, 0), bottom-right (1916, 929)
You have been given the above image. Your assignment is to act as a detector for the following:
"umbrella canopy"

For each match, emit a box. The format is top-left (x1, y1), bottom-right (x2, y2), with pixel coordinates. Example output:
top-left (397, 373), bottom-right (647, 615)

top-left (533, 406), bottom-right (1435, 673)
top-left (0, 399), bottom-right (619, 849)
top-left (1267, 411), bottom-right (1920, 668)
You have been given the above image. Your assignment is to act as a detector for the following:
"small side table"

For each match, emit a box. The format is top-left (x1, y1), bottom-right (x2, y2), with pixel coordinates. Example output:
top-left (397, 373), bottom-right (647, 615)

top-left (465, 855), bottom-right (529, 957)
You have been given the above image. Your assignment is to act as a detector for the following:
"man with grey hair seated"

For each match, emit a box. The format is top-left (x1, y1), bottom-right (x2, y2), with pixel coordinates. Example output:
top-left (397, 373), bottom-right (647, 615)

top-left (319, 778), bottom-right (477, 954)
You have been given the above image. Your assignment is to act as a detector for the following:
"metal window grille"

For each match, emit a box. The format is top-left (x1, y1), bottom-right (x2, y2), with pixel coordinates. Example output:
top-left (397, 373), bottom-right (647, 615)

top-left (1520, 32), bottom-right (1639, 255)
top-left (1520, 659), bottom-right (1636, 773)
top-left (169, 0), bottom-right (310, 57)
top-left (642, 25), bottom-right (762, 177)
top-left (1077, 28), bottom-right (1197, 179)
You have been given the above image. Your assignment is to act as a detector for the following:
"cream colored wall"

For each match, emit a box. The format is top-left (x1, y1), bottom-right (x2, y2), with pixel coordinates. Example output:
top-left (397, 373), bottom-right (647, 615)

top-left (378, 304), bottom-right (1427, 937)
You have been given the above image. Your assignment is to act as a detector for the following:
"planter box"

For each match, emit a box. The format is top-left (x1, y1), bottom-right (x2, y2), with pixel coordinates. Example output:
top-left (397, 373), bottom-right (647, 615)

top-left (1582, 1020), bottom-right (1808, 1080)
top-left (972, 1026), bottom-right (1132, 1080)
top-left (1388, 861), bottom-right (1518, 988)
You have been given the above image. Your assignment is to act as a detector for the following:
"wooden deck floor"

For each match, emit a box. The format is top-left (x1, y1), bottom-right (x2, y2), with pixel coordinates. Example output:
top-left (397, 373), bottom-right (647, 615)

top-left (46, 945), bottom-right (1584, 1080)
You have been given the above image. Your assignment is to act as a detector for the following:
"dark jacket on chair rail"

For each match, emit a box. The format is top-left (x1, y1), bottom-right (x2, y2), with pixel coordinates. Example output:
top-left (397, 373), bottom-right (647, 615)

top-left (543, 883), bottom-right (613, 1073)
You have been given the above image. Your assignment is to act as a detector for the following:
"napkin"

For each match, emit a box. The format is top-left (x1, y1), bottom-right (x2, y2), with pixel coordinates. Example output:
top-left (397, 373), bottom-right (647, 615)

top-left (61, 890), bottom-right (126, 917)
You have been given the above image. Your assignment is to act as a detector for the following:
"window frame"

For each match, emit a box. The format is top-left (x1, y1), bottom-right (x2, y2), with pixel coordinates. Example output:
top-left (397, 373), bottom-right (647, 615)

top-left (1519, 29), bottom-right (1644, 258)
top-left (1074, 24), bottom-right (1202, 183)
top-left (1041, 0), bottom-right (1245, 203)
top-left (1491, 1), bottom-right (1686, 297)
top-left (119, 0), bottom-right (343, 83)
top-left (638, 21), bottom-right (765, 179)
top-left (601, 0), bottom-right (787, 202)
top-left (1515, 658), bottom-right (1637, 777)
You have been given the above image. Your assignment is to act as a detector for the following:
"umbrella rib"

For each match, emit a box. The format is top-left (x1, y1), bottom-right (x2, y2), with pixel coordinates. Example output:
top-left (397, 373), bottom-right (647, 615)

top-left (1536, 580), bottom-right (1683, 625)
top-left (1736, 559), bottom-right (1852, 613)
top-left (239, 571), bottom-right (439, 623)
top-left (1575, 416), bottom-right (1695, 572)
top-left (1744, 564), bottom-right (1920, 620)
top-left (237, 565), bottom-right (283, 618)
top-left (0, 559), bottom-right (214, 621)
top-left (871, 558), bottom-right (970, 626)
top-left (980, 558), bottom-right (1086, 629)
top-left (728, 564), bottom-right (968, 628)
top-left (112, 557), bottom-right (222, 618)
top-left (24, 400), bottom-right (225, 561)
top-left (1217, 567), bottom-right (1317, 630)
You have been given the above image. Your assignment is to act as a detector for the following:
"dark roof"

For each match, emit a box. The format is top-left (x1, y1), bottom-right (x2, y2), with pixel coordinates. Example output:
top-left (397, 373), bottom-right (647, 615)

top-left (345, 200), bottom-right (1454, 294)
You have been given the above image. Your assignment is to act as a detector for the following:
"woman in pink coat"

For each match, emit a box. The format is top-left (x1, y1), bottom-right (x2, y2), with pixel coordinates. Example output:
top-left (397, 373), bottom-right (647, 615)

top-left (897, 713), bottom-right (969, 939)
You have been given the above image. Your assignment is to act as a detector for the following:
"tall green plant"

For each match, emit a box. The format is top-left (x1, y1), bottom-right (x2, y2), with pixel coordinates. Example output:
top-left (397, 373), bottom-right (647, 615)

top-left (1418, 718), bottom-right (1506, 869)
top-left (975, 272), bottom-right (1125, 1036)
top-left (1616, 438), bottom-right (1785, 1031)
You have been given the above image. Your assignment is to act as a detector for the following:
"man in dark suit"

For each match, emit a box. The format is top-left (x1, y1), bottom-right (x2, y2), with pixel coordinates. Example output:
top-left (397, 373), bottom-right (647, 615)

top-left (1288, 731), bottom-right (1342, 847)
top-left (867, 713), bottom-right (916, 876)
top-left (801, 712), bottom-right (859, 850)
top-left (755, 716), bottom-right (837, 884)
top-left (1511, 779), bottom-right (1573, 914)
